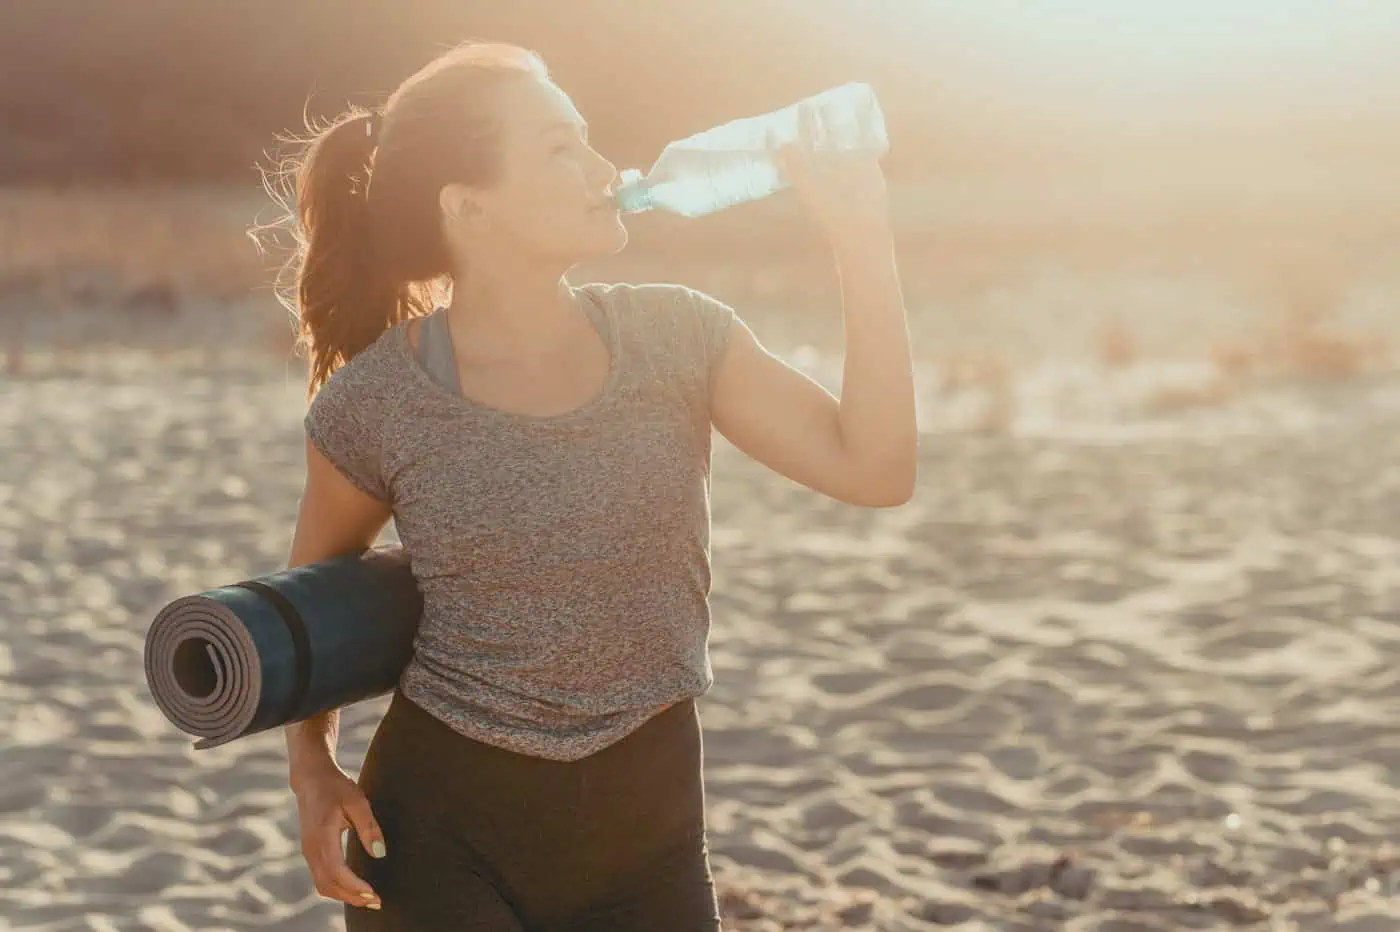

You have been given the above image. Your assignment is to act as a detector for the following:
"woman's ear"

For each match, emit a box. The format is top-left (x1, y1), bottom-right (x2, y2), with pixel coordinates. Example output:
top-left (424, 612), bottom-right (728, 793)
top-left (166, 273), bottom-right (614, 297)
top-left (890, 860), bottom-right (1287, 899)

top-left (438, 183), bottom-right (482, 227)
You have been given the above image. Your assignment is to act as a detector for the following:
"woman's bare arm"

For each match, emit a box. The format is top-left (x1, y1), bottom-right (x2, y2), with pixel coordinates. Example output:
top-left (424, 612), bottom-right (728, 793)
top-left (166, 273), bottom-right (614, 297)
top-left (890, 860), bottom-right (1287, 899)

top-left (710, 113), bottom-right (916, 508)
top-left (710, 238), bottom-right (915, 507)
top-left (283, 437), bottom-right (393, 789)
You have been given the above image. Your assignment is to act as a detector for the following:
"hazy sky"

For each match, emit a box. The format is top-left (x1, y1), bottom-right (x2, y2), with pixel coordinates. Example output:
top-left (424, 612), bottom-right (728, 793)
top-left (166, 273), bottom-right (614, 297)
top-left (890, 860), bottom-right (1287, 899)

top-left (891, 1), bottom-right (1400, 105)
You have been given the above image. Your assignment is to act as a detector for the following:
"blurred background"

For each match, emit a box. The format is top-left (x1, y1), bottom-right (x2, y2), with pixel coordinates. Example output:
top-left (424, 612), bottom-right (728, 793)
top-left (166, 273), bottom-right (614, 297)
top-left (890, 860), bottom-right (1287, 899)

top-left (2, 0), bottom-right (1397, 428)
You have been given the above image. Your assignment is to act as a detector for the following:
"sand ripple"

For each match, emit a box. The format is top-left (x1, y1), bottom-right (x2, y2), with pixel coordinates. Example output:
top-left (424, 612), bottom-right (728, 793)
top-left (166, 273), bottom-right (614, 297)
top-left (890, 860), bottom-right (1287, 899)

top-left (5, 359), bottom-right (1400, 929)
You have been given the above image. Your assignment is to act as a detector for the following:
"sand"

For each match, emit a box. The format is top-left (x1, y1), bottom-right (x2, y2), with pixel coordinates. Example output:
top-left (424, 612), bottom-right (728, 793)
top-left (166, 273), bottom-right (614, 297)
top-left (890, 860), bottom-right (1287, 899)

top-left (5, 340), bottom-right (1400, 932)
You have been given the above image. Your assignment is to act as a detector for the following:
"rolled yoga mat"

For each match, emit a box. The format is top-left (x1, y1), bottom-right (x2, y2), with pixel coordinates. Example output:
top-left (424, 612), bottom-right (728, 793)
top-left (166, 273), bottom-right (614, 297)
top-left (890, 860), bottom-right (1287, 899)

top-left (144, 546), bottom-right (422, 749)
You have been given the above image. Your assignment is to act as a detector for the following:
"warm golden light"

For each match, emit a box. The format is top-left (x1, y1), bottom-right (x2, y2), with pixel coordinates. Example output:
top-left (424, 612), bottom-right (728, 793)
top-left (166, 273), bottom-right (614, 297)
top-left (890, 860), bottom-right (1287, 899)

top-left (6, 12), bottom-right (1400, 928)
top-left (893, 1), bottom-right (1400, 104)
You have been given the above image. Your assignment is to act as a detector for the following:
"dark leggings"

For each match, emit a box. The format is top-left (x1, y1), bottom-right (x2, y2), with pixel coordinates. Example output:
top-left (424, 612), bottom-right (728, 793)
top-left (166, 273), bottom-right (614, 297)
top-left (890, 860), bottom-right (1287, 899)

top-left (343, 690), bottom-right (721, 931)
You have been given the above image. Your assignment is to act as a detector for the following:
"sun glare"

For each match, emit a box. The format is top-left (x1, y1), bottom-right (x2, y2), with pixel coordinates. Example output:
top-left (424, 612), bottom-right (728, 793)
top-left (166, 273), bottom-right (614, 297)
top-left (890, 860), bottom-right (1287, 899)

top-left (895, 1), bottom-right (1400, 101)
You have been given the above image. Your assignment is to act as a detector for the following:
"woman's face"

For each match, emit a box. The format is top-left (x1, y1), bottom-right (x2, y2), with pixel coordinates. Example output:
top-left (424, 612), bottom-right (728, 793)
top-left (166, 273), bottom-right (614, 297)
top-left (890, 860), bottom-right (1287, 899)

top-left (443, 75), bottom-right (627, 266)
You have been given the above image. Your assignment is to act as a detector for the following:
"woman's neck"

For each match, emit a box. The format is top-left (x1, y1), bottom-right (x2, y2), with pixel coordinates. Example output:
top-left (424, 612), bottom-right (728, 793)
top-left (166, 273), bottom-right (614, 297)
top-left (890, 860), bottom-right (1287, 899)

top-left (443, 267), bottom-right (580, 360)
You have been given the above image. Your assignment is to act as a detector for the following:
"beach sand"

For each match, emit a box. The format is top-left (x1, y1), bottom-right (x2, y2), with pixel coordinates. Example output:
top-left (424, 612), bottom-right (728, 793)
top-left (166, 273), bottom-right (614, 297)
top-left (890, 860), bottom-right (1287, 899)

top-left (5, 337), bottom-right (1400, 931)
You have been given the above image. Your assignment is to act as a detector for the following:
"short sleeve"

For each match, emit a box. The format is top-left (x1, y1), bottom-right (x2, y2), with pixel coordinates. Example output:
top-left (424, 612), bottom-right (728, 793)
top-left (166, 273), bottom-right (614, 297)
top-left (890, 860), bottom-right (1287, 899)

top-left (682, 286), bottom-right (738, 390)
top-left (303, 364), bottom-right (391, 503)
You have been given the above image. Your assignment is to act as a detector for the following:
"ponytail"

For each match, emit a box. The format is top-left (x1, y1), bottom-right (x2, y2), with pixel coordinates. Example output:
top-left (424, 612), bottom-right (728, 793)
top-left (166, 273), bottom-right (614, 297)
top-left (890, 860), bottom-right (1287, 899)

top-left (252, 42), bottom-right (550, 398)
top-left (269, 109), bottom-right (400, 396)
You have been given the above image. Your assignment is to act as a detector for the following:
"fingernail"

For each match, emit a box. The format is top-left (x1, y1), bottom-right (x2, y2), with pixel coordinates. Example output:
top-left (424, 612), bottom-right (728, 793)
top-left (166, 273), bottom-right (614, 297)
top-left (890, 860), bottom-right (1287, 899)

top-left (371, 840), bottom-right (387, 859)
top-left (367, 901), bottom-right (381, 910)
top-left (361, 891), bottom-right (377, 899)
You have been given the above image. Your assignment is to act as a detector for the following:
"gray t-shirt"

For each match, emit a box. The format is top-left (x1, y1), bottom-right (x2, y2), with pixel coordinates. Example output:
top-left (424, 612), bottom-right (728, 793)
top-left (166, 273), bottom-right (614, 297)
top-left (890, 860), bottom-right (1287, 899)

top-left (303, 282), bottom-right (736, 761)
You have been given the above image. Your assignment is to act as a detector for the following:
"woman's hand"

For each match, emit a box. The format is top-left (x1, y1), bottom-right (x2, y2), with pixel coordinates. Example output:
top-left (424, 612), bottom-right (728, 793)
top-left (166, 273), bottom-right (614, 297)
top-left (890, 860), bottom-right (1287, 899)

top-left (775, 100), bottom-right (892, 251)
top-left (711, 101), bottom-right (915, 508)
top-left (291, 759), bottom-right (387, 911)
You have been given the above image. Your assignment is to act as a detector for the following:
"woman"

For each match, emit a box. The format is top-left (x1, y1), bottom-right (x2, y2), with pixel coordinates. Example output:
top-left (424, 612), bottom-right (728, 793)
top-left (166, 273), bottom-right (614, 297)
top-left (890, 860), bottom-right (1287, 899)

top-left (277, 40), bottom-right (916, 931)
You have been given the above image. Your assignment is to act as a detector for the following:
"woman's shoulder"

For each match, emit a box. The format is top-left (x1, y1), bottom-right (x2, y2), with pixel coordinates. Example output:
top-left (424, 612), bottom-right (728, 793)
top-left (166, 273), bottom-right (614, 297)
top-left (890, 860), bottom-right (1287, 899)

top-left (577, 280), bottom-right (737, 379)
top-left (576, 280), bottom-right (733, 336)
top-left (309, 325), bottom-right (407, 410)
top-left (577, 279), bottom-right (713, 309)
top-left (302, 327), bottom-right (405, 502)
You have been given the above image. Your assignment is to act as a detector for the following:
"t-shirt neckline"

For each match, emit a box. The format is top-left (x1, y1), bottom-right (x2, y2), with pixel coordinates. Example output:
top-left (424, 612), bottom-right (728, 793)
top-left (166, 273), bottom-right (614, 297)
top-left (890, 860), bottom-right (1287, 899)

top-left (393, 285), bottom-right (621, 427)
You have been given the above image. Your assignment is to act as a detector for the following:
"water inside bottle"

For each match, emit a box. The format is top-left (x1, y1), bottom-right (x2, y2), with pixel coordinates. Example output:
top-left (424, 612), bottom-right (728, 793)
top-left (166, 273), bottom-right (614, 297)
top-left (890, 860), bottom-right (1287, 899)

top-left (633, 147), bottom-right (786, 217)
top-left (614, 82), bottom-right (888, 217)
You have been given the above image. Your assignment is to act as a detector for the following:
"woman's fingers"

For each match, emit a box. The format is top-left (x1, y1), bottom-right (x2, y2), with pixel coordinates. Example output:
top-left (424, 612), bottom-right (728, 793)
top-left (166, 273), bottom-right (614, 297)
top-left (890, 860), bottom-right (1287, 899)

top-left (301, 804), bottom-right (381, 908)
top-left (324, 827), bottom-right (383, 908)
top-left (343, 791), bottom-right (388, 861)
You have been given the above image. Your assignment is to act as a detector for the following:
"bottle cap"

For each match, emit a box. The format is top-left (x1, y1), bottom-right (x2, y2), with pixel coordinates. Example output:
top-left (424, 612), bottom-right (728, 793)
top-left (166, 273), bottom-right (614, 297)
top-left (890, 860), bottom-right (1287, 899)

top-left (613, 169), bottom-right (653, 213)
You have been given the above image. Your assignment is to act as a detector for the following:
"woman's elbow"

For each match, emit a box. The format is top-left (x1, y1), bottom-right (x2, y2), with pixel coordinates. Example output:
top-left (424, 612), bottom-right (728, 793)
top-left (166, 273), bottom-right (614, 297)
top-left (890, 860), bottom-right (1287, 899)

top-left (839, 461), bottom-right (917, 508)
top-left (864, 479), bottom-right (916, 508)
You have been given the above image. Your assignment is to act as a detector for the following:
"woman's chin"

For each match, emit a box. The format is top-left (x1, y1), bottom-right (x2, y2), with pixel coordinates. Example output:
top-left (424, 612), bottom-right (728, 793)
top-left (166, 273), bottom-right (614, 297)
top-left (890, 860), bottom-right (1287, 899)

top-left (606, 223), bottom-right (629, 254)
top-left (548, 219), bottom-right (628, 266)
top-left (584, 220), bottom-right (629, 257)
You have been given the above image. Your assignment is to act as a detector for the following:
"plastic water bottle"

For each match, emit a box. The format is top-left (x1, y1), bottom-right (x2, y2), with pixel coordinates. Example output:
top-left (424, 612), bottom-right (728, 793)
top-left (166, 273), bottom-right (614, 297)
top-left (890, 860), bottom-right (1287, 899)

top-left (614, 82), bottom-right (889, 218)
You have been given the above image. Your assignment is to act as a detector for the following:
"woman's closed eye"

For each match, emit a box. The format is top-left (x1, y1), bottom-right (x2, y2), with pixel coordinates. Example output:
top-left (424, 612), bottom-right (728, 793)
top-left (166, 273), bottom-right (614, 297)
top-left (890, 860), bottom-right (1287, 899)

top-left (551, 136), bottom-right (590, 158)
